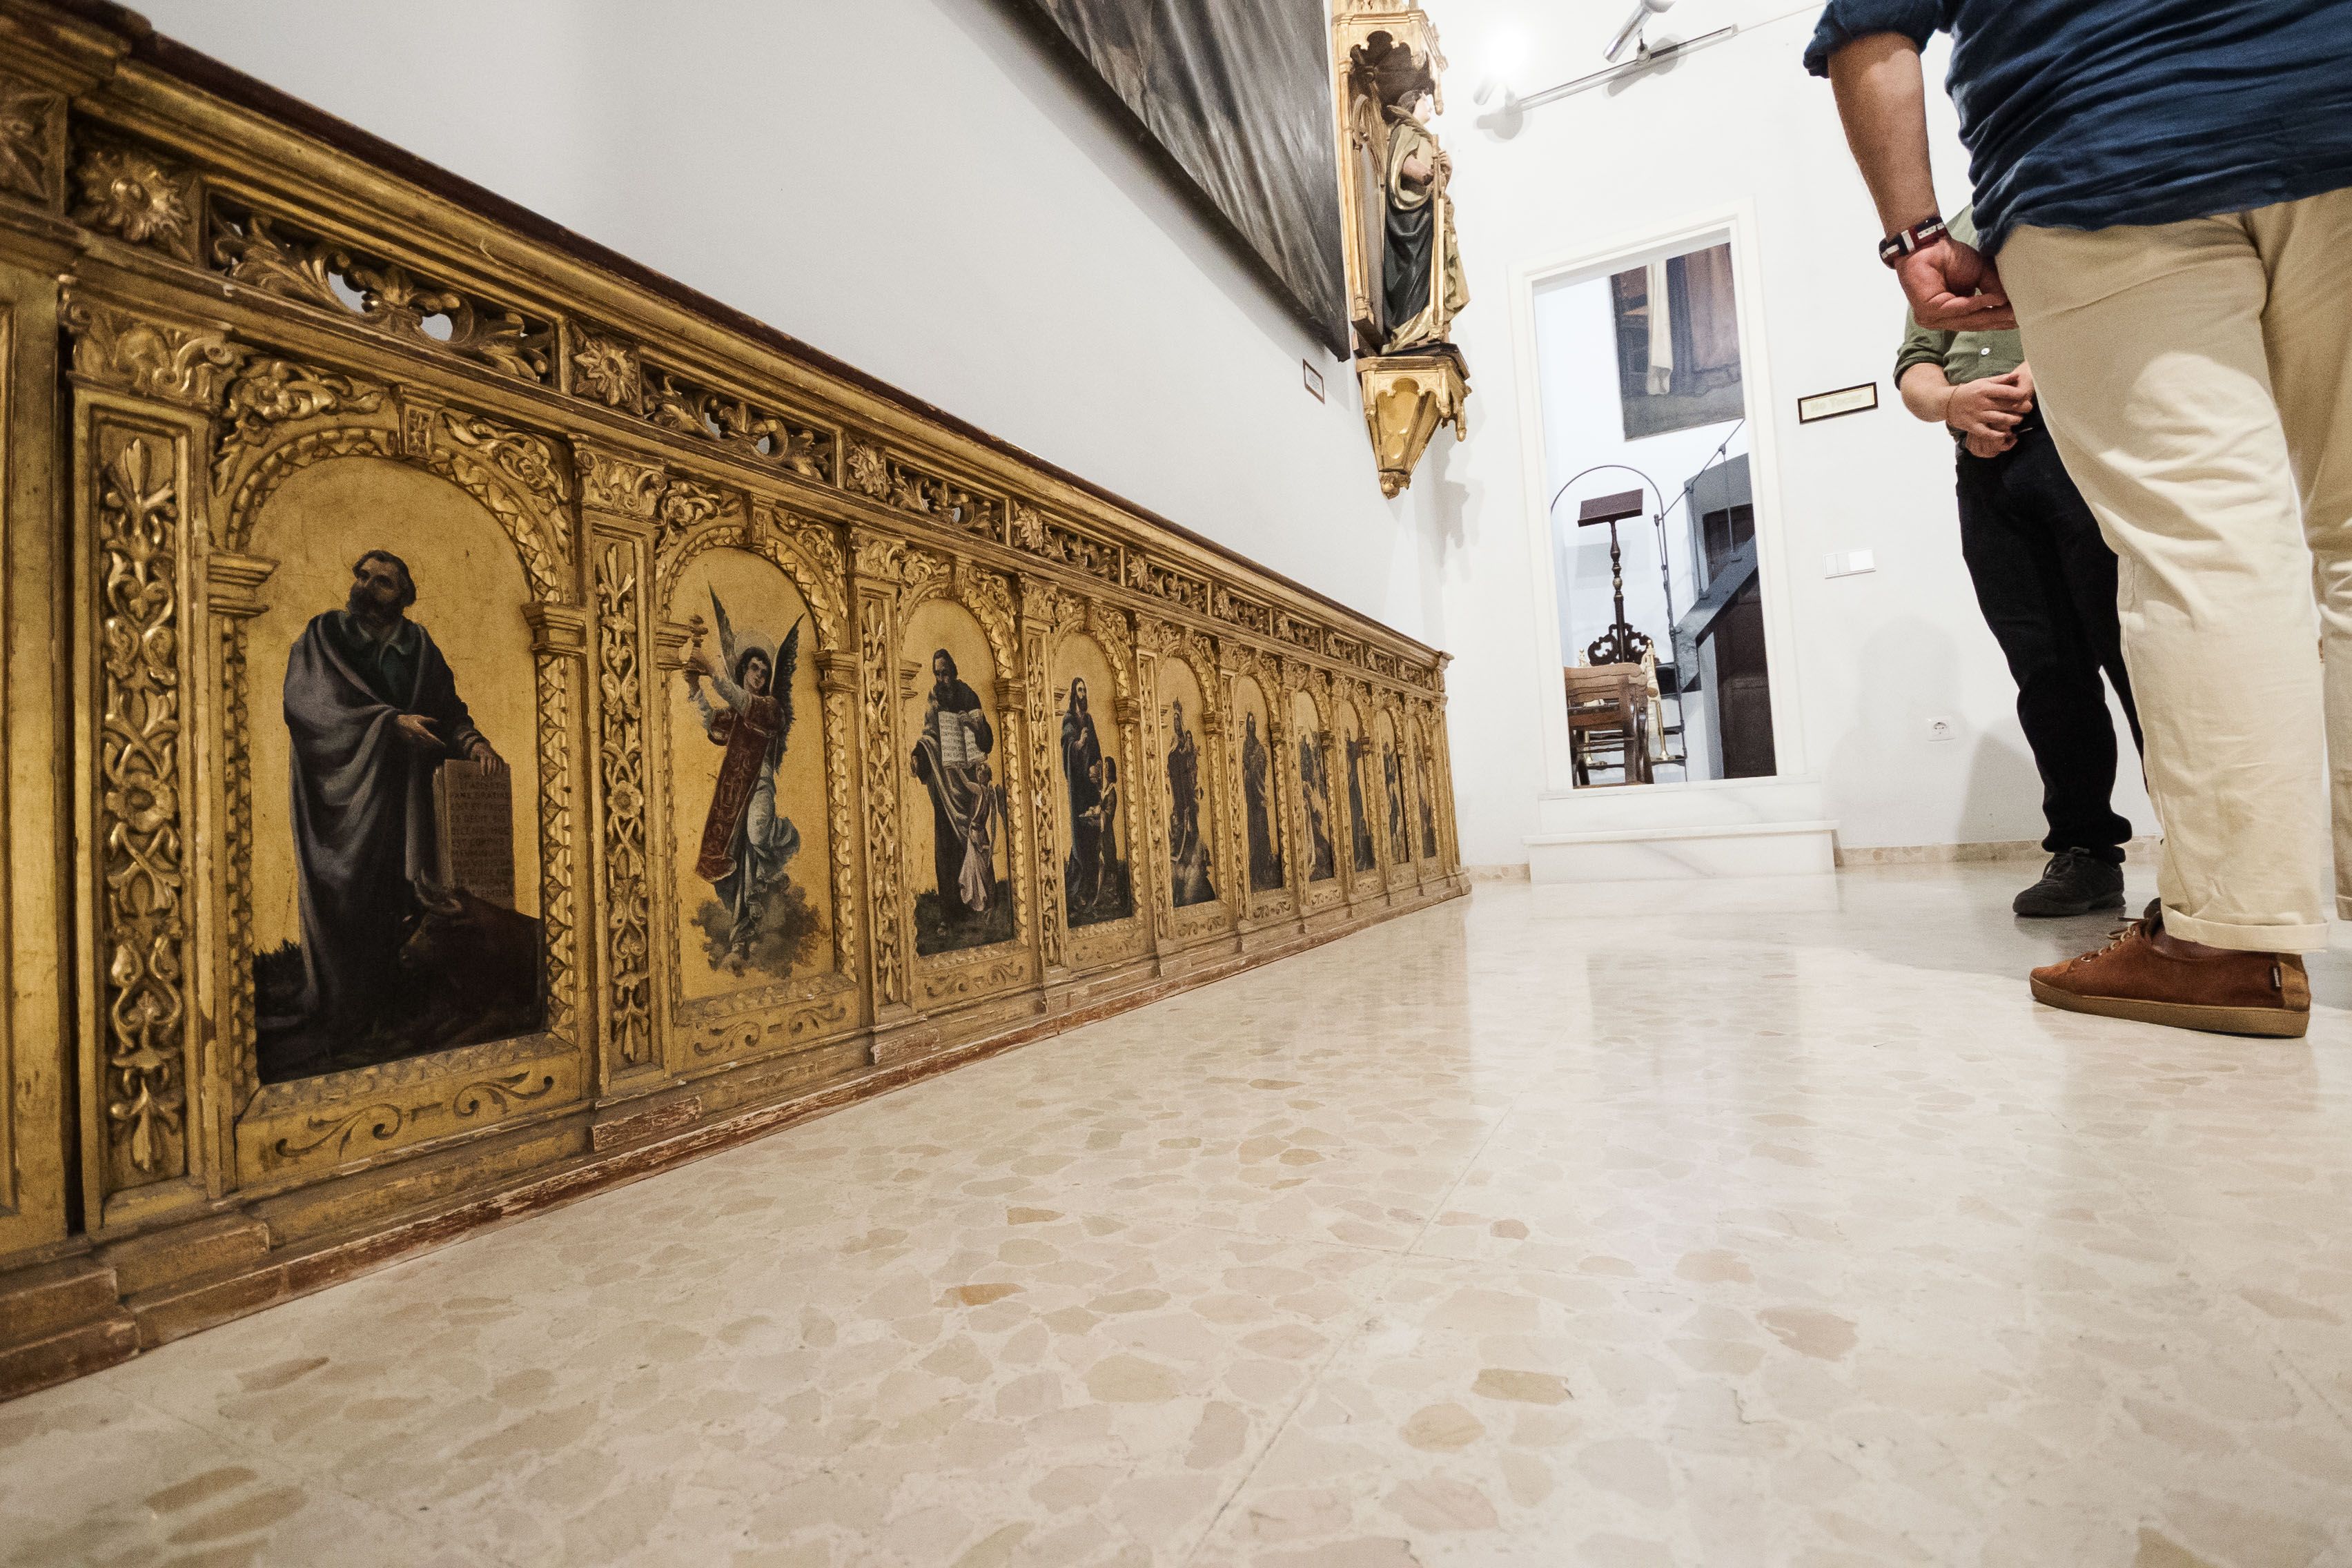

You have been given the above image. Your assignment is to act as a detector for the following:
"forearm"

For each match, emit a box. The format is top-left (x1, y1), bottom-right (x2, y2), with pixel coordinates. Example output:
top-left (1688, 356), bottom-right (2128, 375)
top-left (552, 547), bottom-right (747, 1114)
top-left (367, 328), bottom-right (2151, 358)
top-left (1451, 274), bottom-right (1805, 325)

top-left (1826, 35), bottom-right (1939, 233)
top-left (1898, 364), bottom-right (1954, 424)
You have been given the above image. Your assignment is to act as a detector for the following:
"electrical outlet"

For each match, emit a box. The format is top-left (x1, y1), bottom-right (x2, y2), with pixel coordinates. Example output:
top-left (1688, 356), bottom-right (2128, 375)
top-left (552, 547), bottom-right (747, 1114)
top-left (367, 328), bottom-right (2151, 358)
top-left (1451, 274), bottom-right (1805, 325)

top-left (1926, 716), bottom-right (1958, 743)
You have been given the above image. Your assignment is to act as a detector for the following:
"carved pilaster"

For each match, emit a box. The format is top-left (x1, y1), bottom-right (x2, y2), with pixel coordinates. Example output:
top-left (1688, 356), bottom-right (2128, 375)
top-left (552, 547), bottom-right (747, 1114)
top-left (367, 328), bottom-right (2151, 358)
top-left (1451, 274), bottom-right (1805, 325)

top-left (208, 551), bottom-right (277, 1119)
top-left (850, 530), bottom-right (912, 1016)
top-left (81, 423), bottom-right (197, 1206)
top-left (1134, 624), bottom-right (1174, 952)
top-left (1017, 579), bottom-right (1065, 974)
top-left (522, 603), bottom-right (587, 1044)
top-left (593, 535), bottom-right (656, 1080)
top-left (1213, 656), bottom-right (1248, 928)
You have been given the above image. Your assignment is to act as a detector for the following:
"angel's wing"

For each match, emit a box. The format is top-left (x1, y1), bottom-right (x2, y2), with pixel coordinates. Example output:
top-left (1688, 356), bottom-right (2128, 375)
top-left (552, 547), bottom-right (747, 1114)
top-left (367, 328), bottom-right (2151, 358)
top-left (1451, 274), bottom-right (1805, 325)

top-left (776, 618), bottom-right (803, 744)
top-left (709, 587), bottom-right (742, 675)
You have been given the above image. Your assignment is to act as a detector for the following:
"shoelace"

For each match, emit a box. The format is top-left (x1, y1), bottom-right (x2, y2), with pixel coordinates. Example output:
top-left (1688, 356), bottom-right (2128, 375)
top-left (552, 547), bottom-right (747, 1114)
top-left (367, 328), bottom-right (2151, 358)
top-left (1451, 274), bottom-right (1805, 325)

top-left (2068, 915), bottom-right (2148, 970)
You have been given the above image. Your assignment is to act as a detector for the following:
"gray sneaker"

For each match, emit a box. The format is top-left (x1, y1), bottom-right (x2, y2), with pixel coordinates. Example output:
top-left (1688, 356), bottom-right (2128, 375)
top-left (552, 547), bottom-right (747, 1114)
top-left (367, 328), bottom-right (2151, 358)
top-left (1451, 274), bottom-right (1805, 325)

top-left (2013, 847), bottom-right (2126, 918)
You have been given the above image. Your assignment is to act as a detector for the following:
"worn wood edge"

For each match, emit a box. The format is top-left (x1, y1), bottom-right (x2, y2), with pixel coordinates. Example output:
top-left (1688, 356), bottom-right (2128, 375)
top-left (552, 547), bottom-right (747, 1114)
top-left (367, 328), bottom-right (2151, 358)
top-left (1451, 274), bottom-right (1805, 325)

top-left (0, 879), bottom-right (1466, 1403)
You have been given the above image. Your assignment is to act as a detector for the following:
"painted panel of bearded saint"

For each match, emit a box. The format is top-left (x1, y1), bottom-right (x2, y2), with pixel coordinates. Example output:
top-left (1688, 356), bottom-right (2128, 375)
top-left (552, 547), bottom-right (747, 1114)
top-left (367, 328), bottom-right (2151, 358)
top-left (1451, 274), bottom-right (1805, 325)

top-left (667, 549), bottom-right (830, 994)
top-left (1414, 720), bottom-right (1441, 861)
top-left (1053, 634), bottom-right (1133, 930)
top-left (248, 460), bottom-right (545, 1084)
top-left (903, 600), bottom-right (1015, 956)
top-left (1339, 698), bottom-right (1378, 876)
top-left (1234, 674), bottom-right (1284, 895)
top-left (1157, 655), bottom-right (1219, 909)
top-left (1293, 689), bottom-right (1337, 884)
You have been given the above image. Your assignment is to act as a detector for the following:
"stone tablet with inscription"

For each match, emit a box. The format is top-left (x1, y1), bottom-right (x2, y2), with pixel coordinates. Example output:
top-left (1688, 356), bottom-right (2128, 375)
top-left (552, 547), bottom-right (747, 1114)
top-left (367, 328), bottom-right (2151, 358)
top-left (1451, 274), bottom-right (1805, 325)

top-left (435, 761), bottom-right (517, 908)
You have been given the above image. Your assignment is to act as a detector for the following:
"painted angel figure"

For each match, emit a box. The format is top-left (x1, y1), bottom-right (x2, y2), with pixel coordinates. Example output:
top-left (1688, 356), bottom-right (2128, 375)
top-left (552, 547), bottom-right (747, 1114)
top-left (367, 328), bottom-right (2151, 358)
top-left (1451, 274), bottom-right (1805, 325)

top-left (684, 589), bottom-right (803, 971)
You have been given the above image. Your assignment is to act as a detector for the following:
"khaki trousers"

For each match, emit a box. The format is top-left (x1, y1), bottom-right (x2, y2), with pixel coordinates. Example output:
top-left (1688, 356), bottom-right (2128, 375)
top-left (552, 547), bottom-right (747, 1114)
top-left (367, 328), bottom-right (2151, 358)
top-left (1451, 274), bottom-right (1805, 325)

top-left (2002, 190), bottom-right (2351, 954)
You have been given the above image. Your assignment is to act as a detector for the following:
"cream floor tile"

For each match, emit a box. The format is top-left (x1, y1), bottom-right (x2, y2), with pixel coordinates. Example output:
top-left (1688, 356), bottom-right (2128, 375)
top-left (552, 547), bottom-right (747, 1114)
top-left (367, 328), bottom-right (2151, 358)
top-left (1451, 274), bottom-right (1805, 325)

top-left (0, 1379), bottom-right (496, 1568)
top-left (4, 866), bottom-right (2348, 1568)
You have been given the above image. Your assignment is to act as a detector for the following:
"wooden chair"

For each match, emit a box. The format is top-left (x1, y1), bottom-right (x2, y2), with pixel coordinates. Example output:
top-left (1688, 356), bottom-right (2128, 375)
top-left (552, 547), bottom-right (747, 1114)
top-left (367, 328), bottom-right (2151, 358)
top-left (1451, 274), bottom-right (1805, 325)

top-left (1563, 663), bottom-right (1653, 787)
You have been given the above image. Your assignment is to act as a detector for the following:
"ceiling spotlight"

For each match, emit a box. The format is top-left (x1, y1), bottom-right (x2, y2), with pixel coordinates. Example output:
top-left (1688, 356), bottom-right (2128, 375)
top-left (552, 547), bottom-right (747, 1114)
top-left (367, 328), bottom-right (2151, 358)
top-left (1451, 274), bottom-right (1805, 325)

top-left (1605, 0), bottom-right (1676, 63)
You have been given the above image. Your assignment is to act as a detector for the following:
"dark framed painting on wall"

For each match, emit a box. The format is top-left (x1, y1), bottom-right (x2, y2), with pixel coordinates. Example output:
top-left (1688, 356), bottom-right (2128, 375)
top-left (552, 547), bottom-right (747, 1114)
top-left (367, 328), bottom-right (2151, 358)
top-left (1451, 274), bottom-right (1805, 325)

top-left (1611, 242), bottom-right (1745, 440)
top-left (1005, 0), bottom-right (1347, 353)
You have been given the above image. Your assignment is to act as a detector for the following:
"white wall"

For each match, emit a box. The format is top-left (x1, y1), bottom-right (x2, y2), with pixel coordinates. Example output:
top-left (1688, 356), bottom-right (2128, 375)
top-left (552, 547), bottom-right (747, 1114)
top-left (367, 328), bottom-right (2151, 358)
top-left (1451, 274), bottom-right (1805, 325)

top-left (1415, 0), bottom-right (2154, 865)
top-left (131, 0), bottom-right (1431, 639)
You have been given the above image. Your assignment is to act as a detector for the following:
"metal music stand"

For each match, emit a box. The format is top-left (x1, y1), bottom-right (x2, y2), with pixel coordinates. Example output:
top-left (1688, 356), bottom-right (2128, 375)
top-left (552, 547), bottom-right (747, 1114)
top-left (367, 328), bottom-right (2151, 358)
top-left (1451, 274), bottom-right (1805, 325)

top-left (1576, 488), bottom-right (1654, 667)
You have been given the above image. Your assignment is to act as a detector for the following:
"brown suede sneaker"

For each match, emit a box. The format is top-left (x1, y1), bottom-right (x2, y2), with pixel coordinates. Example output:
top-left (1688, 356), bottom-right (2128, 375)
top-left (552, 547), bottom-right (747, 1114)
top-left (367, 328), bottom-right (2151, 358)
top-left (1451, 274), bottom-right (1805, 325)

top-left (2030, 906), bottom-right (2311, 1038)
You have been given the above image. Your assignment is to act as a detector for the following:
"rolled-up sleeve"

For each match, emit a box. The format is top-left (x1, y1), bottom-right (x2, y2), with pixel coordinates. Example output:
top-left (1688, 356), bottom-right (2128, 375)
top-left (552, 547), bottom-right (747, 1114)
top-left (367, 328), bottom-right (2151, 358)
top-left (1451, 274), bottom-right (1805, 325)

top-left (1892, 312), bottom-right (1952, 386)
top-left (1803, 1), bottom-right (1941, 77)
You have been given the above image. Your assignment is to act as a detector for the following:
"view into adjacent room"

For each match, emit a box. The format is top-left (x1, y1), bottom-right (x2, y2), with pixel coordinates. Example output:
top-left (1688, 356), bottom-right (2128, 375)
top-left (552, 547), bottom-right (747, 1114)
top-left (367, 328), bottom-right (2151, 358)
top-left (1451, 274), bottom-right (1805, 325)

top-left (1538, 234), bottom-right (1774, 789)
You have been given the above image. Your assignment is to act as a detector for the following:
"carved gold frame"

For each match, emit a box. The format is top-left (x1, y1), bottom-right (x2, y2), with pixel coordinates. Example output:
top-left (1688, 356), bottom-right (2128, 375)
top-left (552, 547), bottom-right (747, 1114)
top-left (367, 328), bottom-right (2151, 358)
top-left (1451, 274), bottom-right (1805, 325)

top-left (0, 0), bottom-right (1462, 1295)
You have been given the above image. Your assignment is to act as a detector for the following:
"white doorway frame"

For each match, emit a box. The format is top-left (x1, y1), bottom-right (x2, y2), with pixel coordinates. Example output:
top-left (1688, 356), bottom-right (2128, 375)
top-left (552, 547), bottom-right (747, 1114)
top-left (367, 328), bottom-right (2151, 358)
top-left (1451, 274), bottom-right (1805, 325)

top-left (1507, 199), bottom-right (1819, 817)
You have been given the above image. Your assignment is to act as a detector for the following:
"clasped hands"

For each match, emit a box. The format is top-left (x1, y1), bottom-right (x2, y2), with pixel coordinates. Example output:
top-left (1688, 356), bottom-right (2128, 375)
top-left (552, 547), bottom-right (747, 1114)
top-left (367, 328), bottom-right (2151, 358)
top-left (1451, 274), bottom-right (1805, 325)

top-left (1946, 363), bottom-right (2036, 459)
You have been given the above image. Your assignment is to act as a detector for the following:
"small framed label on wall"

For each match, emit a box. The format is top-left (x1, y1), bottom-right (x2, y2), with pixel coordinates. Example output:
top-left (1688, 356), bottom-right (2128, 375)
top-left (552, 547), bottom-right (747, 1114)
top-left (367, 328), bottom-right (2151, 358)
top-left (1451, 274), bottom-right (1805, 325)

top-left (1798, 382), bottom-right (1879, 423)
top-left (1302, 360), bottom-right (1326, 402)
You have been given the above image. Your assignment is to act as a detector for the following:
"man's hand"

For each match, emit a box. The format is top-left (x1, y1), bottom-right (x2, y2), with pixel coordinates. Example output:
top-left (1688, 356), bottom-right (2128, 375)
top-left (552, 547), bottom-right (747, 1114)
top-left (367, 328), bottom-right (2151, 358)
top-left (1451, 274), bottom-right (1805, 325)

top-left (1946, 369), bottom-right (2033, 440)
top-left (1898, 236), bottom-right (2015, 331)
top-left (468, 739), bottom-right (507, 777)
top-left (393, 712), bottom-right (440, 750)
top-left (1963, 430), bottom-right (2016, 459)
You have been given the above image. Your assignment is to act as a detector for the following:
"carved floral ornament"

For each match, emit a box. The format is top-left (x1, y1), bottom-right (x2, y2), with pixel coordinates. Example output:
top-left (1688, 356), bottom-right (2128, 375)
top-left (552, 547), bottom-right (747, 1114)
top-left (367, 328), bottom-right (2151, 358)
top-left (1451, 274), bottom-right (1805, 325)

top-left (23, 126), bottom-right (1445, 693)
top-left (95, 435), bottom-right (191, 1179)
top-left (0, 70), bottom-right (61, 204)
top-left (72, 142), bottom-right (197, 254)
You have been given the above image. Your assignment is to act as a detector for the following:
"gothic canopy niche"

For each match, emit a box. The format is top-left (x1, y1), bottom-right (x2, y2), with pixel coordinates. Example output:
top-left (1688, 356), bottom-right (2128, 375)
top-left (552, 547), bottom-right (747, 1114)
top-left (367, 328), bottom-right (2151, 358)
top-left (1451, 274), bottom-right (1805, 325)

top-left (1333, 1), bottom-right (1472, 498)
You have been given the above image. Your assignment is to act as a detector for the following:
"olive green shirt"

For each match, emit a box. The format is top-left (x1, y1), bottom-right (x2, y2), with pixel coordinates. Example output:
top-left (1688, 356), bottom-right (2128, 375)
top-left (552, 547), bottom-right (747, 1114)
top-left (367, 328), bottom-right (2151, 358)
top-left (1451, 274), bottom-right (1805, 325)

top-left (1891, 207), bottom-right (2023, 390)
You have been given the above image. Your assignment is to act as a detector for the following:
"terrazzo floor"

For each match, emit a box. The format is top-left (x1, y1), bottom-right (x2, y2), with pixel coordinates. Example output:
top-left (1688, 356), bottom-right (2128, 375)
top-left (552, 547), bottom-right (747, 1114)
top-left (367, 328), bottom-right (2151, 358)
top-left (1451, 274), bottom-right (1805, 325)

top-left (6, 864), bottom-right (2351, 1568)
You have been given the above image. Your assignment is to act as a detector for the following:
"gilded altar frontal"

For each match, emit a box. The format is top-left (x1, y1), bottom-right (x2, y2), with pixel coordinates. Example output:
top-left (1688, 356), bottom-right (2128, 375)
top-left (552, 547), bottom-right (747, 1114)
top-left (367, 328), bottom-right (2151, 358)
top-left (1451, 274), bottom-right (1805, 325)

top-left (0, 0), bottom-right (1462, 1395)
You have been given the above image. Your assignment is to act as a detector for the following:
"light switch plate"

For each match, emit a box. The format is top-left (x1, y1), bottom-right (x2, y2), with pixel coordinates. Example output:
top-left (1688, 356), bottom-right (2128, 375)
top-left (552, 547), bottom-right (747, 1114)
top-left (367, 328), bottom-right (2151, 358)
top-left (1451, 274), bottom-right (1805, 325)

top-left (1824, 549), bottom-right (1876, 578)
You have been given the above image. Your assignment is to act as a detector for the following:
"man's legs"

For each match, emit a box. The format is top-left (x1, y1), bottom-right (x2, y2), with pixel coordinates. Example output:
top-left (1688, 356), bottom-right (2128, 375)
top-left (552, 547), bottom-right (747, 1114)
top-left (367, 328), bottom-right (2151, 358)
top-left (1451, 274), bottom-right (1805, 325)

top-left (2248, 188), bottom-right (2352, 923)
top-left (2004, 433), bottom-right (2144, 757)
top-left (2003, 216), bottom-right (2331, 955)
top-left (1954, 440), bottom-right (2134, 865)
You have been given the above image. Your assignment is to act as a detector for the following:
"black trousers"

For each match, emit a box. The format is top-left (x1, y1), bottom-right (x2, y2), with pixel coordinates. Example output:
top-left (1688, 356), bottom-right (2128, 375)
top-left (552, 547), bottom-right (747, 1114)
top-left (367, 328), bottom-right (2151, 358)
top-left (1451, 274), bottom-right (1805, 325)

top-left (1954, 427), bottom-right (2144, 862)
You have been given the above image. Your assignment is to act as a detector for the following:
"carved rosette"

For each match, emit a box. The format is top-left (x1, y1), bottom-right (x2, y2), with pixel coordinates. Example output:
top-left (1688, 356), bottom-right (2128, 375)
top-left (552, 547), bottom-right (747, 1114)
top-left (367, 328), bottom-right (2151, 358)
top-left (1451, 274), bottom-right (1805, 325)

top-left (596, 538), bottom-right (656, 1071)
top-left (92, 433), bottom-right (193, 1186)
top-left (72, 142), bottom-right (202, 261)
top-left (571, 332), bottom-right (643, 409)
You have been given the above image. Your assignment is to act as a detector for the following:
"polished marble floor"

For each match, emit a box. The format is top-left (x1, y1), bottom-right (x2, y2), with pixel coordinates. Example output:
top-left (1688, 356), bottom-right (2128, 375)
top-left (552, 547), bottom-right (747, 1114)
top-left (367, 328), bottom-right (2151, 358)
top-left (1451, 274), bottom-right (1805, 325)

top-left (6, 864), bottom-right (2351, 1568)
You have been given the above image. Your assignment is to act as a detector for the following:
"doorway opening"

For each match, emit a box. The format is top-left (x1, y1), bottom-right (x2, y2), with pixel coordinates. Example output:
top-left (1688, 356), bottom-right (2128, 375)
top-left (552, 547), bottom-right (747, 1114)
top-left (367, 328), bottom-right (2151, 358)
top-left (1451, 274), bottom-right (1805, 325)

top-left (1536, 233), bottom-right (1778, 788)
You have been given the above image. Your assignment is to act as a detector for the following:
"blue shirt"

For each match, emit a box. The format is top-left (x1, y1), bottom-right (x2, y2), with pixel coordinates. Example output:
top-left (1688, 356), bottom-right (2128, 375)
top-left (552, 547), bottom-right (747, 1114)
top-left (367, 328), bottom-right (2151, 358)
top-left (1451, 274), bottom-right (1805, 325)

top-left (1805, 1), bottom-right (2352, 254)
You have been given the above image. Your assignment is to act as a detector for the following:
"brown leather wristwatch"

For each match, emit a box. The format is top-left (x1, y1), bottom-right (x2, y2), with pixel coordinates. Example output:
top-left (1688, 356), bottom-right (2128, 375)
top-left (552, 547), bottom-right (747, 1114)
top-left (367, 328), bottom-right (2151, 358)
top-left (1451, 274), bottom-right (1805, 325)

top-left (1878, 215), bottom-right (1948, 268)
